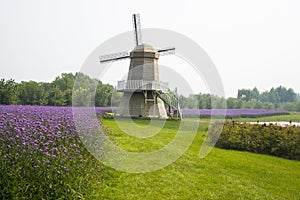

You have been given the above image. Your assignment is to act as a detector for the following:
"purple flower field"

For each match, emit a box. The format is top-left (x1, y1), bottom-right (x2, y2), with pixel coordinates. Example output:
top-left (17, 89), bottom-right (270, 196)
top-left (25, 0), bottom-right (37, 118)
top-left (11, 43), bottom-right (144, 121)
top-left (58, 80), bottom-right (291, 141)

top-left (181, 108), bottom-right (289, 117)
top-left (0, 105), bottom-right (107, 198)
top-left (95, 106), bottom-right (118, 114)
top-left (96, 106), bottom-right (289, 118)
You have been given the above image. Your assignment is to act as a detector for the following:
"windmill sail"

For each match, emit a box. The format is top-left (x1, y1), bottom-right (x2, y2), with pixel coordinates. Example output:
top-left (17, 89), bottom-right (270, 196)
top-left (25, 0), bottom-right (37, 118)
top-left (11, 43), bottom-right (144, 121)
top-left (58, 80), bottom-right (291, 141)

top-left (132, 14), bottom-right (142, 46)
top-left (157, 47), bottom-right (175, 56)
top-left (99, 51), bottom-right (130, 63)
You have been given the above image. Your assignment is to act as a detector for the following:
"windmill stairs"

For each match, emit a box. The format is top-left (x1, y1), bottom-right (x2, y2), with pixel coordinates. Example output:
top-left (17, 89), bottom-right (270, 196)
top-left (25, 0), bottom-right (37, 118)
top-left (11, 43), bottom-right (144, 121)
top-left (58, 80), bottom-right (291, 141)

top-left (157, 91), bottom-right (181, 120)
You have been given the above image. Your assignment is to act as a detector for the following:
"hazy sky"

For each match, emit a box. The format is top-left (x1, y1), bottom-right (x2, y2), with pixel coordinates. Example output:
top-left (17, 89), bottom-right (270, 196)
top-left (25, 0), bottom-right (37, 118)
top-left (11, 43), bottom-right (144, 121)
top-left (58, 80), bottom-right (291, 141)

top-left (0, 0), bottom-right (299, 97)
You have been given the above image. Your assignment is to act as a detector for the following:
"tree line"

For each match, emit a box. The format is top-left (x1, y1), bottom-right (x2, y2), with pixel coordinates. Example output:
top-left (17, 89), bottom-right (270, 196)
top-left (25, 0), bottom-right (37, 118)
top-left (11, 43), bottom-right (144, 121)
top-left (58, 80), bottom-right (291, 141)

top-left (1, 73), bottom-right (299, 111)
top-left (0, 73), bottom-right (114, 107)
top-left (178, 86), bottom-right (300, 111)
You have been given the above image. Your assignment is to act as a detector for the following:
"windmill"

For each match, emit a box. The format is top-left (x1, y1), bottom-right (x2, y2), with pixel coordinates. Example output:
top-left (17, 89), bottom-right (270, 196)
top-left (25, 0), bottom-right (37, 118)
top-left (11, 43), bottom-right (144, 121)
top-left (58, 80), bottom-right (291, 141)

top-left (99, 14), bottom-right (181, 119)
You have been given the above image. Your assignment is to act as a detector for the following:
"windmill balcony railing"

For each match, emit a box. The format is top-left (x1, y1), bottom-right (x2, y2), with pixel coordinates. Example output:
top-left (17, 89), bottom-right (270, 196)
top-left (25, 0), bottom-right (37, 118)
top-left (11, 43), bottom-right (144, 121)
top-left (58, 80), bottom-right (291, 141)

top-left (117, 80), bottom-right (169, 92)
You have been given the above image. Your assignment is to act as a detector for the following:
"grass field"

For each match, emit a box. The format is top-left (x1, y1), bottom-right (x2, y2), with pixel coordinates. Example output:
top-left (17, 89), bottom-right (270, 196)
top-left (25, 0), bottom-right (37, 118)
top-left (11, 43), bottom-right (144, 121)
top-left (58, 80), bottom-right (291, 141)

top-left (94, 114), bottom-right (300, 200)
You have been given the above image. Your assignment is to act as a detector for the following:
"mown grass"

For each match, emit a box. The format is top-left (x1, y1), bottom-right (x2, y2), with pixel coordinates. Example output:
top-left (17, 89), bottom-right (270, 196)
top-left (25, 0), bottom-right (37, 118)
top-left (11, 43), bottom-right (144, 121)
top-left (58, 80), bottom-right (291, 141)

top-left (95, 116), bottom-right (300, 200)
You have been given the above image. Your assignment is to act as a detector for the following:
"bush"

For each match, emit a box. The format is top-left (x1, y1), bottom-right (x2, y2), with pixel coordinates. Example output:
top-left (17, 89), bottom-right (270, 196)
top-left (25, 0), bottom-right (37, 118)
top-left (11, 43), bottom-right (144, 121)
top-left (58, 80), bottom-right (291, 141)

top-left (210, 121), bottom-right (300, 160)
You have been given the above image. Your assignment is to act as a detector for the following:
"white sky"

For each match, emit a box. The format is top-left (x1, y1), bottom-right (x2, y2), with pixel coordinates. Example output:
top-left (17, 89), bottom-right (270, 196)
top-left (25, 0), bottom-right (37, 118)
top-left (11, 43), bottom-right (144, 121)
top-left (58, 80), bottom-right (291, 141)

top-left (0, 0), bottom-right (299, 97)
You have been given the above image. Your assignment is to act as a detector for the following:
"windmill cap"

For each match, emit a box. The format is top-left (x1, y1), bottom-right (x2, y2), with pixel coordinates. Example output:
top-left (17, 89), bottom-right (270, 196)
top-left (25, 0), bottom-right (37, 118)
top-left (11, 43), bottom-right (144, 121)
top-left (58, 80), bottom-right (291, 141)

top-left (132, 43), bottom-right (156, 52)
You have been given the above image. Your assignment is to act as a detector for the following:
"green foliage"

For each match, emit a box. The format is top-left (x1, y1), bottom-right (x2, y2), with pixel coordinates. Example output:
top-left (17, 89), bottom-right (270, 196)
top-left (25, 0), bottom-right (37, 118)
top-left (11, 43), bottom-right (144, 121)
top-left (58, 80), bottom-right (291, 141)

top-left (238, 86), bottom-right (297, 106)
top-left (1, 73), bottom-right (300, 111)
top-left (226, 97), bottom-right (244, 109)
top-left (237, 88), bottom-right (253, 101)
top-left (49, 73), bottom-right (75, 106)
top-left (280, 101), bottom-right (300, 111)
top-left (197, 93), bottom-right (211, 109)
top-left (111, 91), bottom-right (123, 106)
top-left (0, 73), bottom-right (115, 107)
top-left (178, 94), bottom-right (199, 109)
top-left (178, 86), bottom-right (299, 111)
top-left (72, 72), bottom-right (114, 107)
top-left (18, 81), bottom-right (48, 105)
top-left (72, 73), bottom-right (97, 106)
top-left (235, 86), bottom-right (299, 110)
top-left (178, 93), bottom-right (226, 109)
top-left (48, 85), bottom-right (66, 106)
top-left (103, 112), bottom-right (115, 119)
top-left (0, 79), bottom-right (19, 105)
top-left (211, 121), bottom-right (300, 160)
top-left (95, 83), bottom-right (114, 107)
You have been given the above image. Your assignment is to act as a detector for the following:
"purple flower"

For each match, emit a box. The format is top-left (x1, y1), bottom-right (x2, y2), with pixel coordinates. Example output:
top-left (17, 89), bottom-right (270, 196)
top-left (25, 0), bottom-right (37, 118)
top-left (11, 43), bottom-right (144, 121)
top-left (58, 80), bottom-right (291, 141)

top-left (181, 108), bottom-right (288, 117)
top-left (44, 152), bottom-right (50, 157)
top-left (51, 147), bottom-right (58, 152)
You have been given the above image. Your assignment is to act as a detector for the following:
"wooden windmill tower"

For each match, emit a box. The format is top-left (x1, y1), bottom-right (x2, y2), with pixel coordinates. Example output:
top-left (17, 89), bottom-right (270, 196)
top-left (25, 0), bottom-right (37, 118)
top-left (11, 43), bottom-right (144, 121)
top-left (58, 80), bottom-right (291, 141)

top-left (99, 14), bottom-right (181, 119)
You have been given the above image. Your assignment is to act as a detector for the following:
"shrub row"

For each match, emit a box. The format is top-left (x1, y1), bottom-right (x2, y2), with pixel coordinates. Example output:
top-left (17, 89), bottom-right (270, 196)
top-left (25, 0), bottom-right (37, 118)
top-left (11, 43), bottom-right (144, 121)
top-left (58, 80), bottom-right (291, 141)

top-left (210, 121), bottom-right (300, 160)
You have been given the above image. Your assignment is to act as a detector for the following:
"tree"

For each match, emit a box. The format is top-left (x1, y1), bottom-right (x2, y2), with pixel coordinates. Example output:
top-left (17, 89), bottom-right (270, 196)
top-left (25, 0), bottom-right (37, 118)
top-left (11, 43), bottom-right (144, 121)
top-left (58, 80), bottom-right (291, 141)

top-left (253, 99), bottom-right (263, 109)
top-left (211, 95), bottom-right (226, 109)
top-left (295, 101), bottom-right (300, 111)
top-left (178, 95), bottom-right (188, 109)
top-left (72, 87), bottom-right (94, 106)
top-left (95, 82), bottom-right (114, 107)
top-left (260, 91), bottom-right (269, 103)
top-left (3, 71), bottom-right (299, 111)
top-left (18, 81), bottom-right (47, 105)
top-left (280, 102), bottom-right (296, 111)
top-left (268, 88), bottom-right (280, 106)
top-left (285, 88), bottom-right (297, 103)
top-left (0, 79), bottom-right (19, 105)
top-left (72, 73), bottom-right (98, 106)
top-left (237, 89), bottom-right (252, 101)
top-left (111, 90), bottom-right (123, 106)
top-left (197, 93), bottom-right (212, 109)
top-left (226, 97), bottom-right (236, 109)
top-left (50, 73), bottom-right (75, 106)
top-left (186, 95), bottom-right (198, 109)
top-left (251, 87), bottom-right (260, 100)
top-left (48, 86), bottom-right (65, 106)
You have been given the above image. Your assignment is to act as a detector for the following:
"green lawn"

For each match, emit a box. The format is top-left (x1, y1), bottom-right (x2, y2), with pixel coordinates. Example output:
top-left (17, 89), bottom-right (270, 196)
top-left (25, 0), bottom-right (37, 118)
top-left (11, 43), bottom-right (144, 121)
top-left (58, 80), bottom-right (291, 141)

top-left (93, 116), bottom-right (300, 200)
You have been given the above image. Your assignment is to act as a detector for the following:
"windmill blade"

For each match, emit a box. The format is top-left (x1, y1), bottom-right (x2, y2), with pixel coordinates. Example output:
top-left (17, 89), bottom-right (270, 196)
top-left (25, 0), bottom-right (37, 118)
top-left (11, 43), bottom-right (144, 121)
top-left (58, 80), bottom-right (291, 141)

top-left (157, 47), bottom-right (175, 56)
top-left (99, 51), bottom-right (130, 63)
top-left (132, 13), bottom-right (142, 46)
